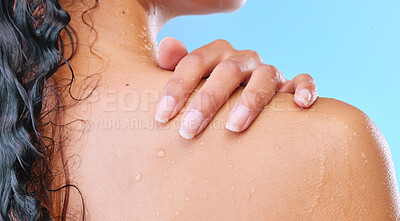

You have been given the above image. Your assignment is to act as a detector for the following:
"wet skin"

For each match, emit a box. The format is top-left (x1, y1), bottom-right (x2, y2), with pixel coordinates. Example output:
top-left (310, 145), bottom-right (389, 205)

top-left (57, 63), bottom-right (399, 220)
top-left (48, 0), bottom-right (400, 219)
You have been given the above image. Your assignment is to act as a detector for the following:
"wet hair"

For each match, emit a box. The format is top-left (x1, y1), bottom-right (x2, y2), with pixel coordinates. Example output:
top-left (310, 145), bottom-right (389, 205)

top-left (0, 0), bottom-right (91, 220)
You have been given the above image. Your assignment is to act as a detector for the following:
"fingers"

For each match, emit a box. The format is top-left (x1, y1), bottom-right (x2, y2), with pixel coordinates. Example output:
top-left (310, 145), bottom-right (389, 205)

top-left (155, 40), bottom-right (233, 123)
top-left (158, 37), bottom-right (188, 70)
top-left (156, 38), bottom-right (318, 139)
top-left (279, 73), bottom-right (318, 108)
top-left (225, 64), bottom-right (279, 132)
top-left (179, 53), bottom-right (261, 139)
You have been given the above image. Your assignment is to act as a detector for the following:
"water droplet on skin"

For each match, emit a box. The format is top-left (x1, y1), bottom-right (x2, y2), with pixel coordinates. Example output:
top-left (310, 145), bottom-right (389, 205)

top-left (221, 133), bottom-right (225, 137)
top-left (175, 210), bottom-right (180, 216)
top-left (215, 189), bottom-right (218, 193)
top-left (163, 173), bottom-right (168, 178)
top-left (270, 78), bottom-right (275, 83)
top-left (238, 139), bottom-right (241, 143)
top-left (157, 149), bottom-right (165, 158)
top-left (231, 186), bottom-right (236, 190)
top-left (223, 150), bottom-right (227, 154)
top-left (231, 200), bottom-right (235, 205)
top-left (168, 193), bottom-right (172, 199)
top-left (205, 179), bottom-right (209, 184)
top-left (184, 196), bottom-right (190, 202)
top-left (156, 211), bottom-right (160, 217)
top-left (345, 125), bottom-right (349, 129)
top-left (136, 173), bottom-right (142, 181)
top-left (200, 141), bottom-right (205, 146)
top-left (362, 152), bottom-right (368, 164)
top-left (251, 186), bottom-right (255, 193)
top-left (228, 164), bottom-right (233, 168)
top-left (171, 160), bottom-right (176, 164)
top-left (204, 195), bottom-right (208, 199)
top-left (121, 30), bottom-right (127, 36)
top-left (276, 145), bottom-right (281, 150)
top-left (218, 80), bottom-right (222, 84)
top-left (138, 161), bottom-right (142, 166)
top-left (188, 149), bottom-right (193, 153)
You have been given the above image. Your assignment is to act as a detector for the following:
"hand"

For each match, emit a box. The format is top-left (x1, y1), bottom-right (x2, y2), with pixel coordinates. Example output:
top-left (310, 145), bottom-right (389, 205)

top-left (156, 37), bottom-right (318, 139)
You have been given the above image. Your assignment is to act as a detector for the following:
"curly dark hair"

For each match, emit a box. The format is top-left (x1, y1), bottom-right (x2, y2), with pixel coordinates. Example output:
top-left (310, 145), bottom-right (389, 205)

top-left (0, 0), bottom-right (95, 220)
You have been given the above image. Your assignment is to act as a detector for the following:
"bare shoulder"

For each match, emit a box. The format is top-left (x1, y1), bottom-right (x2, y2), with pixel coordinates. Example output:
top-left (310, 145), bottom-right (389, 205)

top-left (321, 96), bottom-right (400, 220)
top-left (254, 93), bottom-right (400, 219)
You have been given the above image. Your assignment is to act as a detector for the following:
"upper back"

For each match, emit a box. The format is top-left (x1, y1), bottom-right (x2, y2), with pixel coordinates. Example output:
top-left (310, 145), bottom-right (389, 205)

top-left (58, 65), bottom-right (399, 220)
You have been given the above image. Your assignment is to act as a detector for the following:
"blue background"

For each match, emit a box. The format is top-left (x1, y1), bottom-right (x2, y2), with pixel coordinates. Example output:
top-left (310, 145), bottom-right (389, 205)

top-left (158, 0), bottom-right (400, 182)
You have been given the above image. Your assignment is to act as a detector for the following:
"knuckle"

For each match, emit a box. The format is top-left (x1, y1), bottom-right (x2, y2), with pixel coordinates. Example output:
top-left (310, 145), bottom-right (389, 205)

top-left (256, 64), bottom-right (279, 79)
top-left (197, 88), bottom-right (219, 114)
top-left (241, 49), bottom-right (261, 60)
top-left (218, 59), bottom-right (243, 74)
top-left (243, 89), bottom-right (271, 111)
top-left (297, 73), bottom-right (313, 81)
top-left (212, 39), bottom-right (232, 48)
top-left (202, 88), bottom-right (218, 100)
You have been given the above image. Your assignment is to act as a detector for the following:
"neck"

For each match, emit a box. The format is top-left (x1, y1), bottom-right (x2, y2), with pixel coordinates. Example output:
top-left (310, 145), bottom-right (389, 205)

top-left (59, 0), bottom-right (168, 74)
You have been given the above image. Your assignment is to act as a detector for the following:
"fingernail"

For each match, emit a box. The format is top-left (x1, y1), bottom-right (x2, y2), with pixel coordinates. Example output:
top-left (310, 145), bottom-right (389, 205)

top-left (179, 110), bottom-right (204, 139)
top-left (155, 95), bottom-right (176, 123)
top-left (296, 89), bottom-right (312, 107)
top-left (225, 105), bottom-right (250, 132)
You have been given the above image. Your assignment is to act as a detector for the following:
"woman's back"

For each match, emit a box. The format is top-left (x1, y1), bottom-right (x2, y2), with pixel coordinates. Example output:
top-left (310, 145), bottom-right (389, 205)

top-left (0, 0), bottom-right (397, 220)
top-left (59, 64), bottom-right (399, 220)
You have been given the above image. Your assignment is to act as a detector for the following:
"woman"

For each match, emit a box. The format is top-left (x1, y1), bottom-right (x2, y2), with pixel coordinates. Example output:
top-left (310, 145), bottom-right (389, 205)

top-left (0, 0), bottom-right (398, 220)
